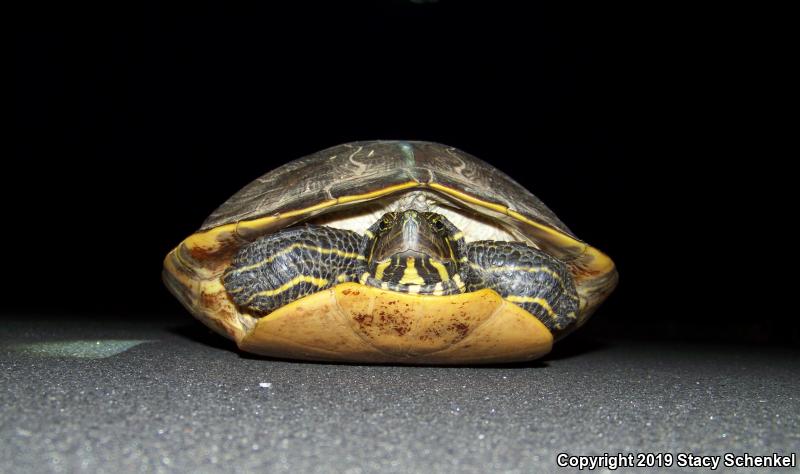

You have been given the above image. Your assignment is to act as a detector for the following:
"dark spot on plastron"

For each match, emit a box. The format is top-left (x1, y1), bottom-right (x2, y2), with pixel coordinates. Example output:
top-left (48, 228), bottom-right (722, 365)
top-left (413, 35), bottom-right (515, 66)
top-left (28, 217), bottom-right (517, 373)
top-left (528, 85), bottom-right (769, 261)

top-left (449, 322), bottom-right (469, 338)
top-left (423, 327), bottom-right (442, 339)
top-left (342, 289), bottom-right (352, 295)
top-left (365, 308), bottom-right (410, 337)
top-left (354, 313), bottom-right (374, 326)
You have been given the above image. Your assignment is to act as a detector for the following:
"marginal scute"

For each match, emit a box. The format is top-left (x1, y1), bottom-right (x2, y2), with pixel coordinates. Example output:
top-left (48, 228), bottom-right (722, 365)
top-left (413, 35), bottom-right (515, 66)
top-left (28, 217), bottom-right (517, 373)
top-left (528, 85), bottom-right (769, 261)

top-left (162, 256), bottom-right (253, 340)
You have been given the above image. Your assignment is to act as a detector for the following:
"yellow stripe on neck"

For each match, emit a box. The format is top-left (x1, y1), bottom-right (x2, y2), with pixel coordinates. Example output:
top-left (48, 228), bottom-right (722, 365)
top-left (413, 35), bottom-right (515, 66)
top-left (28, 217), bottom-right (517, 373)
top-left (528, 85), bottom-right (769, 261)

top-left (427, 258), bottom-right (451, 281)
top-left (374, 259), bottom-right (392, 281)
top-left (399, 257), bottom-right (425, 285)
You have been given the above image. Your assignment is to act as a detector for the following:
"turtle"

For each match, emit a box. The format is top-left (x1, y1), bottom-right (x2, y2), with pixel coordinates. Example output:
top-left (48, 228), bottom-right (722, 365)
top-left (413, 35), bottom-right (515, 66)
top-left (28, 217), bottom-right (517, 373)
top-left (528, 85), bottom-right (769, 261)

top-left (163, 140), bottom-right (617, 364)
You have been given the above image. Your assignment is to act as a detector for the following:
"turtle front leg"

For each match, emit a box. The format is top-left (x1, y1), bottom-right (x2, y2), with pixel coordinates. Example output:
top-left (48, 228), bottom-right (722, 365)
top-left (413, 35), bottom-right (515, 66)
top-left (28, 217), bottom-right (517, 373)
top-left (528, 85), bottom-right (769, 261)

top-left (465, 241), bottom-right (580, 332)
top-left (222, 225), bottom-right (366, 315)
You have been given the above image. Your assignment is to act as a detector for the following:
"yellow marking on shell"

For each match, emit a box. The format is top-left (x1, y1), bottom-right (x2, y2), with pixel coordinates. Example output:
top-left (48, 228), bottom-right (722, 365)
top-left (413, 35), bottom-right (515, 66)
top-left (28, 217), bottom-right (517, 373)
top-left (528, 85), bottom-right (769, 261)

top-left (182, 182), bottom-right (419, 254)
top-left (336, 274), bottom-right (350, 283)
top-left (359, 272), bottom-right (371, 284)
top-left (243, 275), bottom-right (329, 304)
top-left (399, 257), bottom-right (426, 285)
top-left (236, 200), bottom-right (338, 235)
top-left (335, 181), bottom-right (420, 204)
top-left (432, 282), bottom-right (444, 296)
top-left (228, 243), bottom-right (365, 275)
top-left (406, 285), bottom-right (422, 294)
top-left (428, 183), bottom-right (508, 214)
top-left (505, 296), bottom-right (559, 321)
top-left (381, 282), bottom-right (389, 290)
top-left (374, 259), bottom-right (392, 281)
top-left (182, 180), bottom-right (612, 277)
top-left (428, 258), bottom-right (450, 281)
top-left (173, 246), bottom-right (192, 270)
top-left (427, 183), bottom-right (617, 274)
top-left (238, 182), bottom-right (419, 236)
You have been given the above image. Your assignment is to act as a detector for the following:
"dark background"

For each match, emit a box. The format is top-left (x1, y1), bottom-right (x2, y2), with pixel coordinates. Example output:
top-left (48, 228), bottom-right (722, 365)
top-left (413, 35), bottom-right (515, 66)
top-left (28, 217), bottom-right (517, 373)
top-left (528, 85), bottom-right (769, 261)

top-left (12, 2), bottom-right (792, 345)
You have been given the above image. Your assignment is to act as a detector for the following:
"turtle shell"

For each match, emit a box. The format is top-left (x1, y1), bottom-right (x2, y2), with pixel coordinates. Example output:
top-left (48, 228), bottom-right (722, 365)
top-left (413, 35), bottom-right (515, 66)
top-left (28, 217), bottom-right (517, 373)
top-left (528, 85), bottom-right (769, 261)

top-left (163, 140), bottom-right (617, 363)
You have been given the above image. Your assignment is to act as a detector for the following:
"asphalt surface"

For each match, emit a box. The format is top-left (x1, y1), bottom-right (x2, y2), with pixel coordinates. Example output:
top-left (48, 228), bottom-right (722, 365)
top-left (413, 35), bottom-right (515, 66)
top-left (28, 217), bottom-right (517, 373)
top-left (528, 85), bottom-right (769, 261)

top-left (1, 314), bottom-right (798, 473)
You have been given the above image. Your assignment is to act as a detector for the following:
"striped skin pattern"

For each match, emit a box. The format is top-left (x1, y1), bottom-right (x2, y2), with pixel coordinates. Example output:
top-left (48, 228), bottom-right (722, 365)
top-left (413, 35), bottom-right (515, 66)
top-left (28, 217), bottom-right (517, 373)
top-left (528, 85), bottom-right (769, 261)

top-left (222, 211), bottom-right (578, 331)
top-left (358, 210), bottom-right (469, 296)
top-left (359, 254), bottom-right (466, 296)
top-left (222, 225), bottom-right (365, 315)
top-left (465, 241), bottom-right (579, 331)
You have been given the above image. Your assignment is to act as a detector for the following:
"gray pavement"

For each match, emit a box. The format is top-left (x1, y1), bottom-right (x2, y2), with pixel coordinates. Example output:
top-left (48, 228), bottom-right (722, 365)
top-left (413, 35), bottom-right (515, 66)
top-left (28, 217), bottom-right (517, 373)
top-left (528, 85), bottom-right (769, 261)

top-left (1, 314), bottom-right (798, 473)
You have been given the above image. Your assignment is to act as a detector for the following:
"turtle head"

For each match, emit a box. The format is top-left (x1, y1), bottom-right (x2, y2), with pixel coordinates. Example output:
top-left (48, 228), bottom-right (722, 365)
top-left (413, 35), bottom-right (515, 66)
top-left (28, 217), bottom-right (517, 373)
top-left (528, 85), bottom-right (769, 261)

top-left (363, 210), bottom-right (465, 291)
top-left (368, 210), bottom-right (455, 263)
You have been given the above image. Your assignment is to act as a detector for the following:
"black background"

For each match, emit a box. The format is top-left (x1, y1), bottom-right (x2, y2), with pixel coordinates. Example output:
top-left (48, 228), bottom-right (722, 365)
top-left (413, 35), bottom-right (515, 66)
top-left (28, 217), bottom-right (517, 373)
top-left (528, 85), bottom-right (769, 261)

top-left (12, 2), bottom-right (793, 345)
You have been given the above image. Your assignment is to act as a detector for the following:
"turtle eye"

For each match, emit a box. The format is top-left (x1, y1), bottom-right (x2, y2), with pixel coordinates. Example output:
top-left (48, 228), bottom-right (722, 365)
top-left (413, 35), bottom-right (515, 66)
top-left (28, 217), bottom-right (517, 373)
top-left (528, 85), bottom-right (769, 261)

top-left (379, 213), bottom-right (396, 231)
top-left (425, 214), bottom-right (446, 232)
